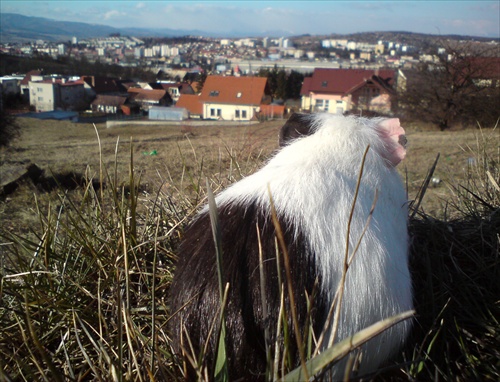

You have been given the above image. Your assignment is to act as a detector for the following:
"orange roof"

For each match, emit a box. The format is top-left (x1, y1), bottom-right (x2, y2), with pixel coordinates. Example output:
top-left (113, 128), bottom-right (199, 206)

top-left (200, 76), bottom-right (268, 106)
top-left (176, 94), bottom-right (203, 115)
top-left (20, 70), bottom-right (42, 85)
top-left (127, 88), bottom-right (168, 102)
top-left (190, 81), bottom-right (201, 93)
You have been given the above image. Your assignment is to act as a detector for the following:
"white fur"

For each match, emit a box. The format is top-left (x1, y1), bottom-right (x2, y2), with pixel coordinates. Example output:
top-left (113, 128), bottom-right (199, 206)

top-left (212, 113), bottom-right (413, 376)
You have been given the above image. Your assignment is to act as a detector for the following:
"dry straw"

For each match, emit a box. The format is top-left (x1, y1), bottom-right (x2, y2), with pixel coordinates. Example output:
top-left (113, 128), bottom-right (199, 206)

top-left (1, 122), bottom-right (498, 381)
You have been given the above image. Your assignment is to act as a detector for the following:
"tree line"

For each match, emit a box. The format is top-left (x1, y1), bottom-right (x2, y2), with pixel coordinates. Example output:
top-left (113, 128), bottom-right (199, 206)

top-left (0, 53), bottom-right (157, 82)
top-left (256, 66), bottom-right (307, 101)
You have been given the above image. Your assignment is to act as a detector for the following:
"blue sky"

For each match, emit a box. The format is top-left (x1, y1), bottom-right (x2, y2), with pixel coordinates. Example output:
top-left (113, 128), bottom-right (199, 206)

top-left (1, 1), bottom-right (499, 38)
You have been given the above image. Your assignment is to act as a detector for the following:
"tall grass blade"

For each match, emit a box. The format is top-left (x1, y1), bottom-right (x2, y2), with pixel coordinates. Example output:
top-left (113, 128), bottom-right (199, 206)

top-left (268, 185), bottom-right (309, 380)
top-left (206, 179), bottom-right (229, 382)
top-left (410, 153), bottom-right (440, 218)
top-left (281, 310), bottom-right (415, 381)
top-left (256, 224), bottom-right (272, 378)
top-left (24, 292), bottom-right (64, 382)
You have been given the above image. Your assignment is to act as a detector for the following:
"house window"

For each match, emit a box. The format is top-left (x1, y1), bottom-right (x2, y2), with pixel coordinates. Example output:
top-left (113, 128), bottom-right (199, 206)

top-left (217, 109), bottom-right (222, 117)
top-left (37, 97), bottom-right (43, 101)
top-left (316, 99), bottom-right (329, 111)
top-left (210, 108), bottom-right (215, 116)
top-left (321, 81), bottom-right (328, 87)
top-left (236, 92), bottom-right (242, 98)
top-left (242, 110), bottom-right (247, 118)
top-left (209, 90), bottom-right (219, 97)
top-left (235, 110), bottom-right (240, 118)
top-left (37, 87), bottom-right (43, 92)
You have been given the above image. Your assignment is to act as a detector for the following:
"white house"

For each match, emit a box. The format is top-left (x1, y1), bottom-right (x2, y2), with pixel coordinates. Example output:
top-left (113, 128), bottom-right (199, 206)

top-left (195, 76), bottom-right (270, 121)
top-left (29, 79), bottom-right (86, 112)
top-left (0, 76), bottom-right (21, 96)
top-left (300, 68), bottom-right (397, 115)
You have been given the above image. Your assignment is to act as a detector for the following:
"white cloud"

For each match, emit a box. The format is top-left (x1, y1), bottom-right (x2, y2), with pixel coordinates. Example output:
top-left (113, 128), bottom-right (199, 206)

top-left (103, 10), bottom-right (125, 20)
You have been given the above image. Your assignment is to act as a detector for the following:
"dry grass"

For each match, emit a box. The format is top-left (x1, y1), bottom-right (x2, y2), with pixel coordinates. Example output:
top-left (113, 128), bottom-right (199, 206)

top-left (0, 118), bottom-right (281, 235)
top-left (1, 117), bottom-right (498, 224)
top-left (0, 115), bottom-right (498, 381)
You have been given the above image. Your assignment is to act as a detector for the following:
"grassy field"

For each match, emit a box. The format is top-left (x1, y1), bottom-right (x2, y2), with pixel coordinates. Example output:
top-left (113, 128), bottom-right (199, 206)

top-left (1, 116), bottom-right (498, 225)
top-left (0, 115), bottom-right (498, 381)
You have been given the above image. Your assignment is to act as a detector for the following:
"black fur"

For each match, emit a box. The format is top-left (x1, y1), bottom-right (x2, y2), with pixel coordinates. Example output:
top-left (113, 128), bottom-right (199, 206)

top-left (278, 113), bottom-right (314, 146)
top-left (169, 201), bottom-right (326, 380)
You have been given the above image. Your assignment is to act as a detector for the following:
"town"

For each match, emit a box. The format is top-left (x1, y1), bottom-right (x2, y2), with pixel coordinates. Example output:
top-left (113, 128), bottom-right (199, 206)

top-left (0, 33), bottom-right (498, 127)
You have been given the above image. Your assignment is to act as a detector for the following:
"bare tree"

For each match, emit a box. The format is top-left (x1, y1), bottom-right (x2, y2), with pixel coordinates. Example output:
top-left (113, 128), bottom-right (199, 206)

top-left (397, 41), bottom-right (499, 130)
top-left (0, 110), bottom-right (20, 147)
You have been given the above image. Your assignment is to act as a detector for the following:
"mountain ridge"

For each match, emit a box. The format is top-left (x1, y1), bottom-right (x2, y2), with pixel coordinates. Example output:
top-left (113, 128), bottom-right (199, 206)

top-left (1, 13), bottom-right (496, 43)
top-left (0, 13), bottom-right (293, 42)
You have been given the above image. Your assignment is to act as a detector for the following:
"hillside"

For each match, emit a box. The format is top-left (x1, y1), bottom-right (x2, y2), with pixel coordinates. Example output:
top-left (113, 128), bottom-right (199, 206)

top-left (0, 13), bottom-right (208, 43)
top-left (2, 13), bottom-right (497, 44)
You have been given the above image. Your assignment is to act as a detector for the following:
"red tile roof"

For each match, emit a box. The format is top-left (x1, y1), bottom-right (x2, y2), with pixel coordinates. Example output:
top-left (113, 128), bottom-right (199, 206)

top-left (176, 94), bottom-right (203, 115)
top-left (345, 75), bottom-right (396, 95)
top-left (128, 88), bottom-right (169, 102)
top-left (462, 57), bottom-right (500, 80)
top-left (300, 77), bottom-right (313, 96)
top-left (91, 95), bottom-right (127, 107)
top-left (302, 68), bottom-right (395, 95)
top-left (158, 82), bottom-right (195, 94)
top-left (199, 76), bottom-right (268, 106)
top-left (20, 70), bottom-right (42, 85)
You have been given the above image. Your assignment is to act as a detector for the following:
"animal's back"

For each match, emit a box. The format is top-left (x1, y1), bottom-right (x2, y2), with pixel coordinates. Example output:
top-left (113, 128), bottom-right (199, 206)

top-left (169, 113), bottom-right (413, 380)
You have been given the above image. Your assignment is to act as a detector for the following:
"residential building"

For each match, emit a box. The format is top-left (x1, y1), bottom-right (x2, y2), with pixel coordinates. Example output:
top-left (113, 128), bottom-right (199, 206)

top-left (0, 76), bottom-right (21, 96)
top-left (91, 95), bottom-right (128, 114)
top-left (127, 88), bottom-right (173, 111)
top-left (300, 68), bottom-right (396, 114)
top-left (29, 79), bottom-right (87, 112)
top-left (461, 57), bottom-right (500, 88)
top-left (81, 76), bottom-right (125, 103)
top-left (20, 70), bottom-right (45, 101)
top-left (154, 82), bottom-right (195, 103)
top-left (175, 94), bottom-right (203, 119)
top-left (197, 75), bottom-right (270, 120)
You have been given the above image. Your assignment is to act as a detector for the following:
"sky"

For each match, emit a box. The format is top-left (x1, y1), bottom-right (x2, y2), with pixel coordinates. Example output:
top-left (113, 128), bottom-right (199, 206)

top-left (1, 0), bottom-right (499, 38)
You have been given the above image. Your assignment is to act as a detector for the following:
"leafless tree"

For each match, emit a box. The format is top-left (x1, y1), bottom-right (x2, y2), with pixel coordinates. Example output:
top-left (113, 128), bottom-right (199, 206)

top-left (397, 41), bottom-right (499, 130)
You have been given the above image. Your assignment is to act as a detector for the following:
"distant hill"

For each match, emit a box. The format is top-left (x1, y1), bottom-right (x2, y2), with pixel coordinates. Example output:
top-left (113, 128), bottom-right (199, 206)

top-left (0, 13), bottom-right (294, 42)
top-left (1, 13), bottom-right (120, 42)
top-left (0, 13), bottom-right (214, 43)
top-left (1, 13), bottom-right (495, 44)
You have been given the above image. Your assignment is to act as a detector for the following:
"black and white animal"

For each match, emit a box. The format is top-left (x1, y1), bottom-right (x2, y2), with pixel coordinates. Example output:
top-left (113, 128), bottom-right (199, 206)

top-left (169, 113), bottom-right (413, 380)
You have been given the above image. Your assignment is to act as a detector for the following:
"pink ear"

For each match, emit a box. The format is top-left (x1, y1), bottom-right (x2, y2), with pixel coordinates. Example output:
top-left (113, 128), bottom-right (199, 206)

top-left (378, 118), bottom-right (406, 166)
top-left (378, 118), bottom-right (405, 137)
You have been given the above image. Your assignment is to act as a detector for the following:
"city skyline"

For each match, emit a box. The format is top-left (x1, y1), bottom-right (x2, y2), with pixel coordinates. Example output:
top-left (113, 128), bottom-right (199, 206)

top-left (1, 0), bottom-right (499, 39)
